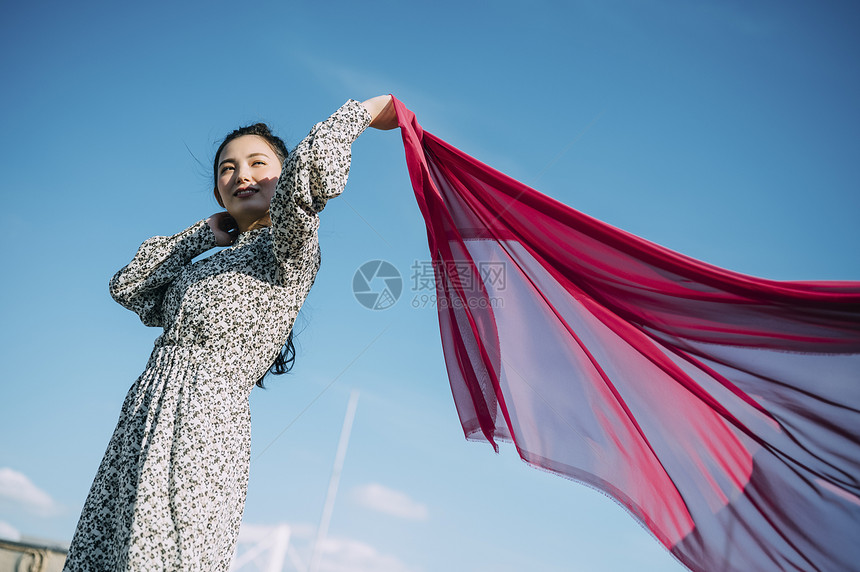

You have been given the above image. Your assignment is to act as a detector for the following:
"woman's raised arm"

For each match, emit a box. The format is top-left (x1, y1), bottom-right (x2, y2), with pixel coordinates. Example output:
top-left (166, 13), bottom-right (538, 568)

top-left (361, 95), bottom-right (397, 130)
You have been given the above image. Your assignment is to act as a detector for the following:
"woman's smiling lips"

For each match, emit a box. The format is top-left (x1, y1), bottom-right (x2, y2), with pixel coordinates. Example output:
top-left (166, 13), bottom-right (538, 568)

top-left (234, 187), bottom-right (259, 198)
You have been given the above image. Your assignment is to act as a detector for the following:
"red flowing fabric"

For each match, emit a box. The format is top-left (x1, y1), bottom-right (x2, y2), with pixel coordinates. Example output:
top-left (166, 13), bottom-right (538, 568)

top-left (392, 96), bottom-right (860, 571)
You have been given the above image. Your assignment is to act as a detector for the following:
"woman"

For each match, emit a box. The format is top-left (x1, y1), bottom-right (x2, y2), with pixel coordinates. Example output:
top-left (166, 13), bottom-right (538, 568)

top-left (63, 95), bottom-right (397, 571)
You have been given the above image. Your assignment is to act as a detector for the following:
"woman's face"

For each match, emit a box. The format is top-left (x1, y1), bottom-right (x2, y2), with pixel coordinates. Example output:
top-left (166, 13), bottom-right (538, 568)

top-left (215, 135), bottom-right (282, 231)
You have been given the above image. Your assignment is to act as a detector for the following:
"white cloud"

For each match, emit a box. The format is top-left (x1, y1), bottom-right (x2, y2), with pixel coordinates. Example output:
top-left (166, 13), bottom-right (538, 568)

top-left (352, 483), bottom-right (428, 521)
top-left (0, 520), bottom-right (21, 541)
top-left (233, 522), bottom-right (419, 572)
top-left (318, 536), bottom-right (418, 572)
top-left (0, 468), bottom-right (57, 515)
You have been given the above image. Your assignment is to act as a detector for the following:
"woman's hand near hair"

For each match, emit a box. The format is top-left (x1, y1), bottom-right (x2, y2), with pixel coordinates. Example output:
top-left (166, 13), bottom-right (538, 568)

top-left (362, 95), bottom-right (397, 130)
top-left (207, 212), bottom-right (240, 246)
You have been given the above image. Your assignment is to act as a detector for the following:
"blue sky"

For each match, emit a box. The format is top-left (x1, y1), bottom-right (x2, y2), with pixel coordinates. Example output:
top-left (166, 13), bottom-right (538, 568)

top-left (1, 1), bottom-right (858, 571)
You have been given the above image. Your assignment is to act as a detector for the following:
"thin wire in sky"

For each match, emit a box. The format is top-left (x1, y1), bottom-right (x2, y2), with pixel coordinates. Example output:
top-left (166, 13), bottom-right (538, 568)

top-left (254, 324), bottom-right (391, 461)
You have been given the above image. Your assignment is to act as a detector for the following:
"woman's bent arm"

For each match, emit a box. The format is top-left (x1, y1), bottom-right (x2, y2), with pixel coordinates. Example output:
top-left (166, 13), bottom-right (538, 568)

top-left (109, 220), bottom-right (218, 326)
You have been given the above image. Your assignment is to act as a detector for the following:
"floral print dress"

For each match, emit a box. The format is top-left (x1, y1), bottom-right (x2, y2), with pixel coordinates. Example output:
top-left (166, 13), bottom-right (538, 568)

top-left (63, 100), bottom-right (371, 571)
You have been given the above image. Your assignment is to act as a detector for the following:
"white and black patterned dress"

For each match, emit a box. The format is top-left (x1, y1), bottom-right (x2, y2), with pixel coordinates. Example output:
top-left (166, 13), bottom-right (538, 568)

top-left (63, 101), bottom-right (371, 571)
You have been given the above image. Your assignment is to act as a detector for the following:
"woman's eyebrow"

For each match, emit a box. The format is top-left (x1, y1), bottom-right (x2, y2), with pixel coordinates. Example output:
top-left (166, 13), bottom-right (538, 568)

top-left (218, 152), bottom-right (272, 168)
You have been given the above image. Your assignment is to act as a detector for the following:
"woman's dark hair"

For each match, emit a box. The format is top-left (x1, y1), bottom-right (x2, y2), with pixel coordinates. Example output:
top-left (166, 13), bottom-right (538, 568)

top-left (258, 332), bottom-right (296, 388)
top-left (214, 123), bottom-right (295, 387)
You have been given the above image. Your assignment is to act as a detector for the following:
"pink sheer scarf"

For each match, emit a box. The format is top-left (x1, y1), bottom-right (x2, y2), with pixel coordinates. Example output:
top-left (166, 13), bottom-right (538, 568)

top-left (393, 96), bottom-right (860, 571)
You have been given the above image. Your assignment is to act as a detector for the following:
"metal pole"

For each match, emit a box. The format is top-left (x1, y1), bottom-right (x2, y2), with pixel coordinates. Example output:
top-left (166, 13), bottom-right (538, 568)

top-left (265, 524), bottom-right (291, 572)
top-left (308, 390), bottom-right (359, 572)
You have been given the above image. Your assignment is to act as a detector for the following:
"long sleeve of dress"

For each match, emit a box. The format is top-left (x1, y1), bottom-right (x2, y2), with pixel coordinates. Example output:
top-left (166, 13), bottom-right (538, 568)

top-left (109, 220), bottom-right (218, 327)
top-left (270, 99), bottom-right (371, 274)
